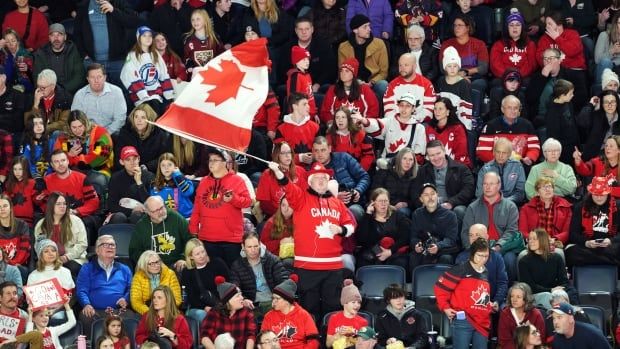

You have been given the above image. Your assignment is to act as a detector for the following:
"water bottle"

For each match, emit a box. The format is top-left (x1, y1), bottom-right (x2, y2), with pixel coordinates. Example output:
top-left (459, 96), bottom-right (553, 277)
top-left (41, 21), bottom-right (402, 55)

top-left (494, 8), bottom-right (503, 33)
top-left (181, 286), bottom-right (188, 309)
top-left (427, 331), bottom-right (439, 349)
top-left (77, 335), bottom-right (87, 349)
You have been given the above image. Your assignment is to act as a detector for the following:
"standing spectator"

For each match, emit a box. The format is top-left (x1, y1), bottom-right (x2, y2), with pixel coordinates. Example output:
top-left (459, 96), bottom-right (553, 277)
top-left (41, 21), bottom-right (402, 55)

top-left (383, 52), bottom-right (435, 122)
top-left (425, 98), bottom-right (471, 168)
top-left (2, 0), bottom-right (48, 51)
top-left (32, 23), bottom-right (85, 95)
top-left (498, 283), bottom-right (546, 349)
top-left (286, 46), bottom-right (316, 118)
top-left (434, 238), bottom-right (493, 349)
top-left (513, 0), bottom-right (550, 38)
top-left (183, 9), bottom-right (223, 76)
top-left (559, 0), bottom-right (597, 54)
top-left (490, 10), bottom-right (538, 81)
top-left (190, 148), bottom-right (252, 266)
top-left (150, 152), bottom-right (194, 219)
top-left (149, 0), bottom-right (192, 56)
top-left (71, 63), bottom-right (127, 135)
top-left (525, 138), bottom-right (577, 200)
top-left (308, 0), bottom-right (346, 52)
top-left (0, 65), bottom-right (26, 134)
top-left (24, 69), bottom-right (71, 134)
top-left (207, 0), bottom-right (234, 49)
top-left (345, 0), bottom-right (393, 40)
top-left (545, 79), bottom-right (580, 164)
top-left (120, 26), bottom-right (174, 116)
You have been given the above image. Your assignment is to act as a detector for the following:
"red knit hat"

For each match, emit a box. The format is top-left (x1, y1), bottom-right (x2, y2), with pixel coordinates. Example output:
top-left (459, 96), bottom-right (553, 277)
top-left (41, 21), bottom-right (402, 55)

top-left (340, 57), bottom-right (359, 77)
top-left (291, 46), bottom-right (310, 66)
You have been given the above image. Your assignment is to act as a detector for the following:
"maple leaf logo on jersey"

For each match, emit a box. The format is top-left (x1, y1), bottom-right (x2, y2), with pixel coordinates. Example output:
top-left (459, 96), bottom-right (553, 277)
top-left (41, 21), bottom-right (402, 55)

top-left (200, 60), bottom-right (252, 106)
top-left (11, 193), bottom-right (26, 206)
top-left (509, 53), bottom-right (522, 65)
top-left (471, 284), bottom-right (490, 306)
top-left (315, 219), bottom-right (335, 239)
top-left (388, 138), bottom-right (406, 153)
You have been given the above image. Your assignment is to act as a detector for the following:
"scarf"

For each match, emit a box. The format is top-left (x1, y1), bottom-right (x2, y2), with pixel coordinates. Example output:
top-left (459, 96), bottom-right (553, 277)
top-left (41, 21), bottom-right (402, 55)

top-left (582, 199), bottom-right (617, 239)
top-left (535, 197), bottom-right (554, 235)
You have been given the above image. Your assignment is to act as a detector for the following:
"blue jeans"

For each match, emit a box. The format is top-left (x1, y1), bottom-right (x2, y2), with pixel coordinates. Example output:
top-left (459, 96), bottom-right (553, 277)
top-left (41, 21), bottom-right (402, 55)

top-left (451, 318), bottom-right (488, 349)
top-left (503, 250), bottom-right (518, 283)
top-left (596, 57), bottom-right (615, 86)
top-left (186, 308), bottom-right (207, 324)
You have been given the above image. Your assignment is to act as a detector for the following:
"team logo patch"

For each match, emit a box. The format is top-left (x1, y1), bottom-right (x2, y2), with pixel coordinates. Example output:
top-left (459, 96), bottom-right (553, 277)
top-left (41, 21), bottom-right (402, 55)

top-left (139, 63), bottom-right (159, 87)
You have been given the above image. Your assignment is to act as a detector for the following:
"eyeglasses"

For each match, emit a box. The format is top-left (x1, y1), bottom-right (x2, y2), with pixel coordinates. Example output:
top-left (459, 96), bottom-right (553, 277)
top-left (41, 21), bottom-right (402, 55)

top-left (375, 199), bottom-right (389, 204)
top-left (543, 56), bottom-right (559, 62)
top-left (530, 329), bottom-right (540, 336)
top-left (260, 338), bottom-right (280, 345)
top-left (148, 260), bottom-right (161, 266)
top-left (98, 242), bottom-right (116, 249)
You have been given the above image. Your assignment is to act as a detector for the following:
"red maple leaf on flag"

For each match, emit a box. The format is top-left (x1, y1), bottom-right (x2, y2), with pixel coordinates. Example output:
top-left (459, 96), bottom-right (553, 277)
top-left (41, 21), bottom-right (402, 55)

top-left (199, 59), bottom-right (250, 106)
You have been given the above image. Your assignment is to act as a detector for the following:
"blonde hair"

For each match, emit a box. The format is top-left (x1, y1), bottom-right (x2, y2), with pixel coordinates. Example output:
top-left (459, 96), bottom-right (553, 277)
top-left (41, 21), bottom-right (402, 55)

top-left (135, 250), bottom-right (161, 274)
top-left (184, 9), bottom-right (220, 48)
top-left (184, 238), bottom-right (208, 269)
top-left (129, 104), bottom-right (158, 139)
top-left (251, 0), bottom-right (279, 23)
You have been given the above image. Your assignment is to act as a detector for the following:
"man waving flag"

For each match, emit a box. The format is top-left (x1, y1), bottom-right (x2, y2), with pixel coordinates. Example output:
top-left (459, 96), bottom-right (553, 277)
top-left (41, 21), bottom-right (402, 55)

top-left (155, 38), bottom-right (270, 151)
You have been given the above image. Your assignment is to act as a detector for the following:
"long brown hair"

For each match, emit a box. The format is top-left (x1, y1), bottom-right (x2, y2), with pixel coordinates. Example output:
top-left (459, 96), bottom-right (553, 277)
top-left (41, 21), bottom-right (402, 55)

top-left (272, 142), bottom-right (297, 182)
top-left (66, 110), bottom-right (93, 140)
top-left (0, 195), bottom-right (16, 234)
top-left (153, 153), bottom-right (179, 190)
top-left (144, 286), bottom-right (180, 331)
top-left (128, 104), bottom-right (158, 140)
top-left (251, 0), bottom-right (279, 23)
top-left (40, 192), bottom-right (73, 245)
top-left (514, 323), bottom-right (546, 349)
top-left (131, 30), bottom-right (160, 65)
top-left (5, 156), bottom-right (32, 193)
top-left (270, 197), bottom-right (293, 240)
top-left (603, 135), bottom-right (620, 179)
top-left (171, 135), bottom-right (195, 170)
top-left (326, 107), bottom-right (361, 147)
top-left (528, 228), bottom-right (551, 261)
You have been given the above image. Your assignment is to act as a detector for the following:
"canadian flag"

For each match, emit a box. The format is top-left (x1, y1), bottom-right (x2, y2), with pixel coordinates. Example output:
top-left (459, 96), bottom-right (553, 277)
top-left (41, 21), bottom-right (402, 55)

top-left (154, 38), bottom-right (270, 151)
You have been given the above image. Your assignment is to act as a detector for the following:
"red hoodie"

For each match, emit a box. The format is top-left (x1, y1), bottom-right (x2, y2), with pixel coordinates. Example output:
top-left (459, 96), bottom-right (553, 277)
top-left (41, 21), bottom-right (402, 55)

top-left (261, 303), bottom-right (320, 349)
top-left (536, 28), bottom-right (586, 70)
top-left (319, 83), bottom-right (379, 124)
top-left (256, 166), bottom-right (307, 216)
top-left (490, 39), bottom-right (538, 78)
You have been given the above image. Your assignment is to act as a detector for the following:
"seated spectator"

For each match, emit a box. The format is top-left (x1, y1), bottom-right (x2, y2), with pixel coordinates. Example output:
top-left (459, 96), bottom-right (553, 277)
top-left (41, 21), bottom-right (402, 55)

top-left (54, 110), bottom-right (114, 177)
top-left (135, 285), bottom-right (193, 349)
top-left (476, 138), bottom-right (526, 205)
top-left (71, 63), bottom-right (127, 135)
top-left (167, 134), bottom-right (209, 179)
top-left (24, 69), bottom-right (71, 134)
top-left (260, 197), bottom-right (294, 259)
top-left (338, 15), bottom-right (389, 100)
top-left (434, 238), bottom-right (493, 348)
top-left (76, 235), bottom-right (134, 338)
top-left (130, 196), bottom-right (192, 270)
top-left (32, 23), bottom-right (84, 95)
top-left (371, 147), bottom-right (418, 215)
top-left (519, 228), bottom-right (576, 311)
top-left (446, 0), bottom-right (494, 46)
top-left (601, 68), bottom-right (620, 93)
top-left (320, 58), bottom-right (379, 126)
top-left (325, 108), bottom-right (375, 172)
top-left (490, 9), bottom-right (538, 81)
top-left (150, 153), bottom-right (194, 219)
top-left (24, 300), bottom-right (76, 347)
top-left (436, 46), bottom-right (474, 130)
top-left (383, 52), bottom-right (435, 122)
top-left (257, 142), bottom-right (306, 217)
top-left (260, 276), bottom-right (319, 349)
top-left (101, 314), bottom-right (130, 349)
top-left (455, 224), bottom-right (508, 310)
top-left (4, 156), bottom-right (45, 227)
top-left (440, 14), bottom-right (488, 122)
top-left (392, 24), bottom-right (439, 83)
top-left (425, 98), bottom-right (471, 168)
top-left (545, 79), bottom-right (580, 164)
top-left (120, 26), bottom-right (174, 115)
top-left (230, 231), bottom-right (289, 322)
top-left (594, 12), bottom-right (620, 86)
top-left (574, 136), bottom-right (620, 198)
top-left (566, 176), bottom-right (620, 268)
top-left (307, 0), bottom-right (346, 52)
top-left (26, 239), bottom-right (74, 307)
top-left (131, 251), bottom-right (182, 315)
top-left (274, 93), bottom-right (319, 166)
top-left (520, 178), bottom-right (573, 250)
top-left (498, 283), bottom-right (546, 349)
top-left (356, 188), bottom-right (410, 270)
top-left (183, 9), bottom-right (224, 76)
top-left (114, 104), bottom-right (169, 172)
top-left (394, 1), bottom-right (441, 47)
top-left (1, 28), bottom-right (34, 93)
top-left (375, 284), bottom-right (428, 347)
top-left (488, 69), bottom-right (528, 122)
top-left (549, 302), bottom-right (611, 348)
top-left (576, 91), bottom-right (620, 161)
top-left (325, 280), bottom-right (367, 348)
top-left (107, 146), bottom-right (155, 224)
top-left (354, 93), bottom-right (427, 160)
top-left (525, 138), bottom-right (577, 200)
top-left (536, 12), bottom-right (587, 72)
top-left (1, 0), bottom-right (48, 51)
top-left (201, 278), bottom-right (256, 349)
top-left (34, 192), bottom-right (88, 277)
top-left (0, 194), bottom-right (30, 271)
top-left (154, 32), bottom-right (188, 83)
top-left (0, 64), bottom-right (26, 134)
top-left (20, 113), bottom-right (54, 179)
top-left (411, 182), bottom-right (459, 269)
top-left (513, 323), bottom-right (544, 349)
top-left (477, 96), bottom-right (540, 166)
top-left (462, 172), bottom-right (521, 282)
top-left (544, 289), bottom-right (592, 339)
top-left (181, 238), bottom-right (230, 324)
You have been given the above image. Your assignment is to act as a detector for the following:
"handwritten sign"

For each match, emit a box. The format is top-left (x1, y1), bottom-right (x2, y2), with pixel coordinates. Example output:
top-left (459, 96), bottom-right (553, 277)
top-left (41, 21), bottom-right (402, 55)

top-left (0, 314), bottom-right (21, 340)
top-left (23, 278), bottom-right (65, 311)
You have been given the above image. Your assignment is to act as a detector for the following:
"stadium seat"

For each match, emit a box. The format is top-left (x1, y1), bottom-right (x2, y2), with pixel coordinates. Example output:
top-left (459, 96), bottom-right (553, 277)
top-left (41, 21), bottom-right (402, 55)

top-left (92, 317), bottom-right (139, 349)
top-left (355, 265), bottom-right (406, 315)
top-left (412, 264), bottom-right (452, 330)
top-left (86, 170), bottom-right (109, 214)
top-left (97, 223), bottom-right (136, 268)
top-left (580, 305), bottom-right (607, 335)
top-left (59, 322), bottom-right (81, 348)
top-left (573, 265), bottom-right (617, 320)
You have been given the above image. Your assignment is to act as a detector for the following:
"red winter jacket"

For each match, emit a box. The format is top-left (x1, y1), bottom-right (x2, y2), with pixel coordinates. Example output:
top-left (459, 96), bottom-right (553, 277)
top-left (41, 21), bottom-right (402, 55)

top-left (326, 131), bottom-right (375, 171)
top-left (135, 315), bottom-right (193, 349)
top-left (260, 215), bottom-right (294, 256)
top-left (319, 83), bottom-right (379, 124)
top-left (536, 28), bottom-right (586, 70)
top-left (490, 39), bottom-right (538, 78)
top-left (575, 157), bottom-right (620, 198)
top-left (253, 89), bottom-right (281, 133)
top-left (519, 196), bottom-right (572, 244)
top-left (274, 115), bottom-right (320, 164)
top-left (256, 166), bottom-right (307, 216)
top-left (425, 122), bottom-right (472, 168)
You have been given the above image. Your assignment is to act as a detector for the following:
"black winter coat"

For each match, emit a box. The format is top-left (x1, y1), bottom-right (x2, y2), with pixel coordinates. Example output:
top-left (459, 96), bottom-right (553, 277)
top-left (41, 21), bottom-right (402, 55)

top-left (375, 303), bottom-right (429, 348)
top-left (148, 3), bottom-right (193, 58)
top-left (113, 122), bottom-right (170, 172)
top-left (576, 103), bottom-right (620, 161)
top-left (412, 157), bottom-right (475, 209)
top-left (371, 168), bottom-right (417, 208)
top-left (357, 211), bottom-right (411, 254)
top-left (229, 247), bottom-right (289, 302)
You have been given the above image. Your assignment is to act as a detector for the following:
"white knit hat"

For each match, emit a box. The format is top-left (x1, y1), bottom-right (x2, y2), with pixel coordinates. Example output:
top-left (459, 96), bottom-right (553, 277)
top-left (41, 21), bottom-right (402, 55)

top-left (602, 68), bottom-right (619, 90)
top-left (442, 46), bottom-right (461, 69)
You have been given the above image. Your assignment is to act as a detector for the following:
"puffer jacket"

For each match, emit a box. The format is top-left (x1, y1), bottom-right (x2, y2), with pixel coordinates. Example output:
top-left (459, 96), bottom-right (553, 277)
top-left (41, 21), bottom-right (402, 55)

top-left (130, 264), bottom-right (182, 314)
top-left (325, 152), bottom-right (370, 198)
top-left (229, 244), bottom-right (289, 301)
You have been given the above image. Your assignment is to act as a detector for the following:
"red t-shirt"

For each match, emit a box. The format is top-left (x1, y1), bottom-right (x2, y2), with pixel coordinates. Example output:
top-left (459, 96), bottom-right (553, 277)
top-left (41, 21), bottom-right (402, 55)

top-left (326, 312), bottom-right (368, 335)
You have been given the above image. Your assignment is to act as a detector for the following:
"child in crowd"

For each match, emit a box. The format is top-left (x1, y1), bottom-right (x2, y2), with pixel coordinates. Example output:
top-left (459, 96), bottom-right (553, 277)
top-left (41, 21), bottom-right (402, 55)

top-left (25, 302), bottom-right (76, 349)
top-left (3, 156), bottom-right (45, 227)
top-left (155, 32), bottom-right (188, 83)
top-left (546, 79), bottom-right (580, 165)
top-left (489, 69), bottom-right (527, 122)
top-left (183, 9), bottom-right (224, 77)
top-left (273, 93), bottom-right (319, 166)
top-left (150, 153), bottom-right (195, 219)
top-left (326, 108), bottom-right (375, 171)
top-left (436, 46), bottom-right (473, 130)
top-left (326, 280), bottom-right (368, 348)
top-left (104, 314), bottom-right (131, 349)
top-left (286, 46), bottom-right (317, 118)
top-left (20, 114), bottom-right (53, 180)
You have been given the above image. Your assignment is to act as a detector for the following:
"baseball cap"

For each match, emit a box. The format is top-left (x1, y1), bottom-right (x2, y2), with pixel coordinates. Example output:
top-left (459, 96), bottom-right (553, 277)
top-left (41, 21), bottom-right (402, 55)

top-left (357, 327), bottom-right (377, 340)
top-left (120, 146), bottom-right (139, 160)
top-left (421, 182), bottom-right (437, 192)
top-left (397, 93), bottom-right (417, 106)
top-left (547, 302), bottom-right (575, 316)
